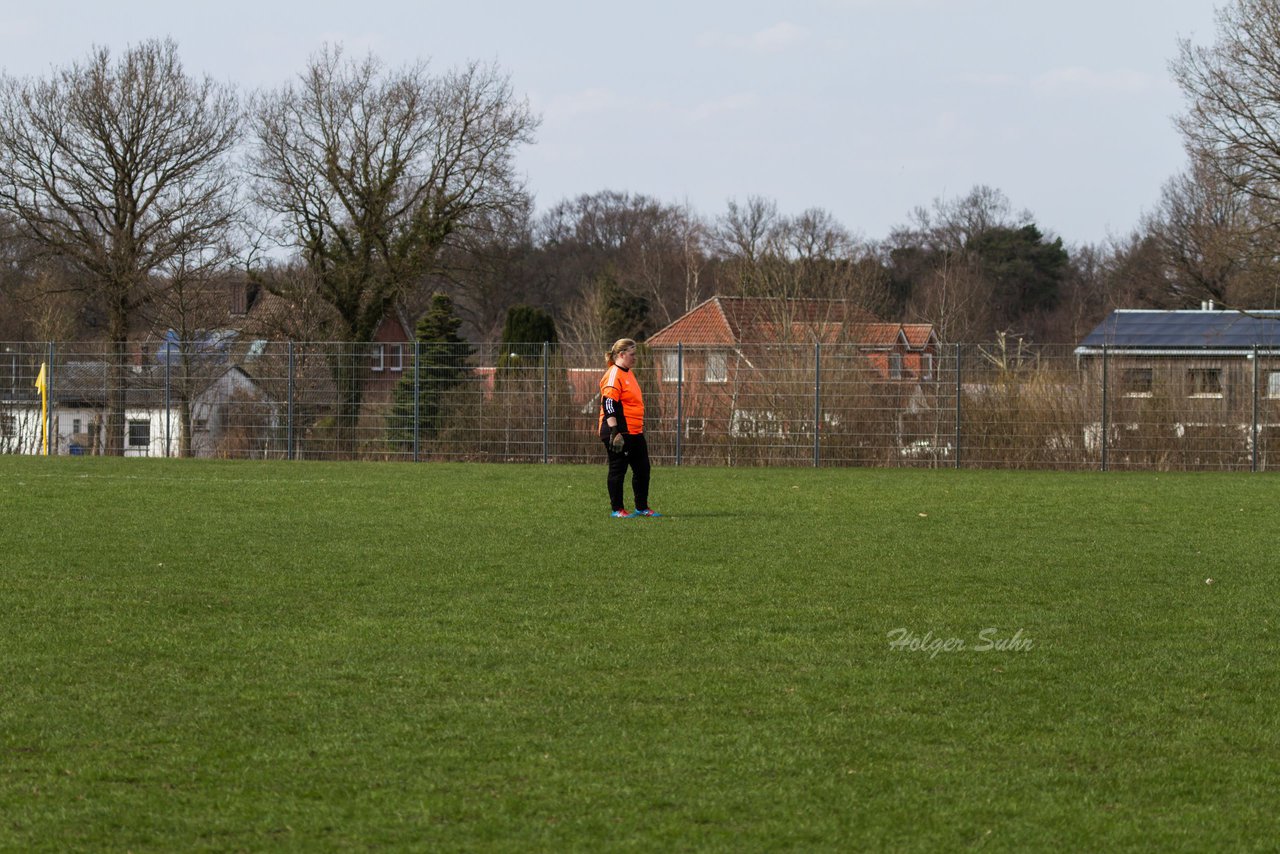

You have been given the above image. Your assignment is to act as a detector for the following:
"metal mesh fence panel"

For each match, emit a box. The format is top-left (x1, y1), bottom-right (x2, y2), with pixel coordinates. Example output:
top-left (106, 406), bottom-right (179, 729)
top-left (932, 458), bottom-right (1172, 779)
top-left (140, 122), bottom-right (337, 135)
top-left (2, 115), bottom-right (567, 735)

top-left (1, 343), bottom-right (51, 456)
top-left (1260, 354), bottom-right (1280, 472)
top-left (2, 339), bottom-right (1278, 472)
top-left (953, 344), bottom-right (1101, 471)
top-left (1099, 350), bottom-right (1254, 472)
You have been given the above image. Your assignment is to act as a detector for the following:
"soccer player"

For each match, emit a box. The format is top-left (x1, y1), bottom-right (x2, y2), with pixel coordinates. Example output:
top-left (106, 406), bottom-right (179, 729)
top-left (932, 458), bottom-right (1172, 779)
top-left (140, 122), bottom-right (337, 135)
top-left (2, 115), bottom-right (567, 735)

top-left (599, 339), bottom-right (661, 518)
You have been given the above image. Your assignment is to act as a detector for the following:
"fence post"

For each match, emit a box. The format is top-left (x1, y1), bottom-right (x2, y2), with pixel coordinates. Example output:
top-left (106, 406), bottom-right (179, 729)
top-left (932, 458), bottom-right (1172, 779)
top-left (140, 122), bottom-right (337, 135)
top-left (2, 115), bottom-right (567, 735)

top-left (1252, 345), bottom-right (1259, 473)
top-left (164, 350), bottom-right (171, 458)
top-left (675, 343), bottom-right (683, 467)
top-left (542, 341), bottom-right (549, 464)
top-left (46, 341), bottom-right (55, 456)
top-left (1100, 344), bottom-right (1109, 472)
top-left (286, 341), bottom-right (295, 461)
top-left (813, 342), bottom-right (821, 468)
top-left (413, 340), bottom-right (421, 463)
top-left (954, 343), bottom-right (962, 469)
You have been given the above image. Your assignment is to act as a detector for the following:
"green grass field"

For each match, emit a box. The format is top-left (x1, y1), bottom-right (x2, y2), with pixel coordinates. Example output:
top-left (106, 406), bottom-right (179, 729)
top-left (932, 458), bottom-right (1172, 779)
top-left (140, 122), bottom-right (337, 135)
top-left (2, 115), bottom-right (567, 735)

top-left (1, 457), bottom-right (1278, 851)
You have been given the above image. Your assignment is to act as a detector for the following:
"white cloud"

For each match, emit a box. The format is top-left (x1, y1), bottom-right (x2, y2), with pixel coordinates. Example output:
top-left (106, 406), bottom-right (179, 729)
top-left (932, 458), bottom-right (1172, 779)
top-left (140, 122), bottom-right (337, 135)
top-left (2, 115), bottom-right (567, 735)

top-left (697, 21), bottom-right (810, 54)
top-left (818, 0), bottom-right (940, 6)
top-left (959, 72), bottom-right (1018, 88)
top-left (543, 87), bottom-right (620, 121)
top-left (684, 92), bottom-right (759, 122)
top-left (752, 21), bottom-right (809, 52)
top-left (1031, 66), bottom-right (1156, 96)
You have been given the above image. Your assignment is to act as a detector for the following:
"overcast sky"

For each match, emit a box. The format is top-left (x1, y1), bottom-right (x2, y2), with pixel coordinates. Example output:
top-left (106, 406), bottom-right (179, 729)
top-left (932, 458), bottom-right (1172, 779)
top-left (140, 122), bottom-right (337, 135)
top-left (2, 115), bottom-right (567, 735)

top-left (1, 0), bottom-right (1223, 248)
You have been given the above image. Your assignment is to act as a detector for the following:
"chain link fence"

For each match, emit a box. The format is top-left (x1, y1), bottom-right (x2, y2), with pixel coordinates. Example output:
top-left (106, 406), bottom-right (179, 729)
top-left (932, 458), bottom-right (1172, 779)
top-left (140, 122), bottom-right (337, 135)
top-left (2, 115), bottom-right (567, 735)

top-left (3, 340), bottom-right (1279, 471)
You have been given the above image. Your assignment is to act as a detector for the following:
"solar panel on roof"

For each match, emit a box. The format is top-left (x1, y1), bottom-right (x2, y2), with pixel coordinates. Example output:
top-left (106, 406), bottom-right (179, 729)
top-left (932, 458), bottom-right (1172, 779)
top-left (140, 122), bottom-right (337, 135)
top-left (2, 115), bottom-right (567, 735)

top-left (1079, 311), bottom-right (1280, 348)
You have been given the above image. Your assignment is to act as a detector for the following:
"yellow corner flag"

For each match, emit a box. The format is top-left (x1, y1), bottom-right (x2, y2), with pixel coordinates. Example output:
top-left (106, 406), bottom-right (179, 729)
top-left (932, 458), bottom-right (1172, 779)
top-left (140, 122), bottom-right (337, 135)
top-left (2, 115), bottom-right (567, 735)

top-left (34, 361), bottom-right (49, 456)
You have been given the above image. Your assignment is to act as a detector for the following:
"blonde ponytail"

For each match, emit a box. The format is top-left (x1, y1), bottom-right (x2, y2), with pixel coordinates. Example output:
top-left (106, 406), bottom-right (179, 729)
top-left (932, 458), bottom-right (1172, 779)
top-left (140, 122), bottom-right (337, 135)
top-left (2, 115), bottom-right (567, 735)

top-left (605, 338), bottom-right (637, 366)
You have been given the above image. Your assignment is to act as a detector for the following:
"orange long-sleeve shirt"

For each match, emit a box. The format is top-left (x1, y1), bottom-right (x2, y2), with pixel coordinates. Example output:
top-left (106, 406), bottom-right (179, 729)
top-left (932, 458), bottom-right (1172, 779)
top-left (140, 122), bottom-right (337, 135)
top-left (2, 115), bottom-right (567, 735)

top-left (598, 364), bottom-right (645, 435)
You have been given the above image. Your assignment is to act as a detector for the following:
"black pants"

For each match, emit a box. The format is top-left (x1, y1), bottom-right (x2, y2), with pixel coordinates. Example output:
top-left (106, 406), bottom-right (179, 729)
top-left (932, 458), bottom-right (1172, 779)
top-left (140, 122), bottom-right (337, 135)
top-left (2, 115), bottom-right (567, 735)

top-left (604, 432), bottom-right (650, 511)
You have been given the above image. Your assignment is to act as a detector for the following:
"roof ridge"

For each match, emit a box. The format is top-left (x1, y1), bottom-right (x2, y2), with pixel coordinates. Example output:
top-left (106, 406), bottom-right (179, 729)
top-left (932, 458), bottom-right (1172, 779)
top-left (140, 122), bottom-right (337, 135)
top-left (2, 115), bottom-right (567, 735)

top-left (711, 295), bottom-right (733, 339)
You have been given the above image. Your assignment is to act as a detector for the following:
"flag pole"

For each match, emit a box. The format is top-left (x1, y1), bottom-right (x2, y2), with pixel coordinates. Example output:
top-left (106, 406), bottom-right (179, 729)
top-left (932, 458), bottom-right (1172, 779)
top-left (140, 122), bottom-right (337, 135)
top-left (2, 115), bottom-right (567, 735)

top-left (34, 361), bottom-right (49, 456)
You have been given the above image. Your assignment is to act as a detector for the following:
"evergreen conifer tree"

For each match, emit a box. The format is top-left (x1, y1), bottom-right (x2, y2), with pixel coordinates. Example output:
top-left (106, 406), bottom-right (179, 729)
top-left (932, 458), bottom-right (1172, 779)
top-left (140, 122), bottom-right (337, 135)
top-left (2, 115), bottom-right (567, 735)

top-left (387, 293), bottom-right (473, 448)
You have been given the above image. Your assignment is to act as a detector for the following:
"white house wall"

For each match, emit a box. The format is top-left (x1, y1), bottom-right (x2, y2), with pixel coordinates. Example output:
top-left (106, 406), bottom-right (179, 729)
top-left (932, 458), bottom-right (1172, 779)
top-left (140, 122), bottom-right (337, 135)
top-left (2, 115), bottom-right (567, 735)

top-left (0, 405), bottom-right (44, 454)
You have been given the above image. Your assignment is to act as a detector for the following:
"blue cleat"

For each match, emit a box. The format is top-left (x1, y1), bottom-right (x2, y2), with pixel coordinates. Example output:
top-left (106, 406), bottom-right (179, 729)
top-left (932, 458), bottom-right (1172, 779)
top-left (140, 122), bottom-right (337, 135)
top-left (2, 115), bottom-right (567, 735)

top-left (633, 509), bottom-right (662, 517)
top-left (610, 509), bottom-right (636, 518)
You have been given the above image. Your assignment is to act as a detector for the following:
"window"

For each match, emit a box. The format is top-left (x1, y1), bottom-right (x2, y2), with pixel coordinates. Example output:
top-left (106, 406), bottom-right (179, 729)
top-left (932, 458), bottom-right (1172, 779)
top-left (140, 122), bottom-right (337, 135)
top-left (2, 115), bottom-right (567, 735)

top-left (731, 409), bottom-right (783, 438)
top-left (888, 352), bottom-right (903, 380)
top-left (1122, 368), bottom-right (1154, 397)
top-left (389, 343), bottom-right (404, 372)
top-left (1187, 367), bottom-right (1223, 397)
top-left (922, 353), bottom-right (934, 380)
top-left (0, 414), bottom-right (14, 438)
top-left (371, 344), bottom-right (385, 372)
top-left (193, 419), bottom-right (209, 432)
top-left (1268, 371), bottom-right (1280, 399)
top-left (127, 420), bottom-right (151, 448)
top-left (685, 417), bottom-right (705, 437)
top-left (72, 418), bottom-right (82, 434)
top-left (661, 352), bottom-right (683, 383)
top-left (705, 351), bottom-right (728, 383)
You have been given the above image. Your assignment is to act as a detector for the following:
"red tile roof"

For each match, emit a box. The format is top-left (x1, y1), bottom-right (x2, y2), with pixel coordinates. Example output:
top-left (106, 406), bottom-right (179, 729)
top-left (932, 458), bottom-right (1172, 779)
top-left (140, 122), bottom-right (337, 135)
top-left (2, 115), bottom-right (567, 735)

top-left (645, 297), bottom-right (736, 346)
top-left (902, 324), bottom-right (939, 349)
top-left (846, 323), bottom-right (906, 348)
top-left (647, 296), bottom-right (933, 350)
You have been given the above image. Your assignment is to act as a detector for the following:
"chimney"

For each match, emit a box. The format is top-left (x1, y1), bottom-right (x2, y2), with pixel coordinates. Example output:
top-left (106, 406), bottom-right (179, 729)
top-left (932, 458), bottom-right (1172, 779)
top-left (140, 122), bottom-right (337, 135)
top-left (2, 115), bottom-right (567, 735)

top-left (230, 281), bottom-right (248, 315)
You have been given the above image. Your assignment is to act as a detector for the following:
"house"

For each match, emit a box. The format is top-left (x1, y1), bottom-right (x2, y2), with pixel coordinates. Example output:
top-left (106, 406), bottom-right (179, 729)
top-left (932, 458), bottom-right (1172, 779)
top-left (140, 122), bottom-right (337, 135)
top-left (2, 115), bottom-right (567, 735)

top-left (1, 359), bottom-right (278, 457)
top-left (237, 285), bottom-right (414, 404)
top-left (0, 387), bottom-right (42, 456)
top-left (646, 296), bottom-right (938, 381)
top-left (1074, 306), bottom-right (1280, 457)
top-left (186, 365), bottom-right (281, 457)
top-left (363, 310), bottom-right (415, 403)
top-left (644, 296), bottom-right (940, 439)
top-left (1075, 307), bottom-right (1280, 403)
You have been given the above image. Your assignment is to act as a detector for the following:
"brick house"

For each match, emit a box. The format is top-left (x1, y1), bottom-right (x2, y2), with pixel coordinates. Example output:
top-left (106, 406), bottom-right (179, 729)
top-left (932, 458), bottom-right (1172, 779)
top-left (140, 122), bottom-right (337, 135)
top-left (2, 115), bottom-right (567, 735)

top-left (644, 296), bottom-right (939, 442)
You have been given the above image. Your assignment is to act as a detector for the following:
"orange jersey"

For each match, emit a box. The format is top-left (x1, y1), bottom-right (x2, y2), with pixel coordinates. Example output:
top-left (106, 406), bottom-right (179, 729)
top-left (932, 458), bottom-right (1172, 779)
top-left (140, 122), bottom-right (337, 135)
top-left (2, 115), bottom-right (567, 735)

top-left (599, 364), bottom-right (645, 434)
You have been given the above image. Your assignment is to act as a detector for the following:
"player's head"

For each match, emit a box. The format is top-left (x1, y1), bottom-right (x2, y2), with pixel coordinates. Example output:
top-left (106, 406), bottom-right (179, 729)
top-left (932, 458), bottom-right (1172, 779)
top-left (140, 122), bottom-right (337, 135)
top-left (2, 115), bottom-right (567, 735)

top-left (606, 338), bottom-right (637, 366)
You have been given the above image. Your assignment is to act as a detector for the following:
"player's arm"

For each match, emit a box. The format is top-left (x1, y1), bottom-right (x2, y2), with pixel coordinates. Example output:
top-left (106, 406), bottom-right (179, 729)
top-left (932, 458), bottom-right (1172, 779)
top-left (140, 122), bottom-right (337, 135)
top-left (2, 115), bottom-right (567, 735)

top-left (601, 386), bottom-right (627, 447)
top-left (602, 393), bottom-right (620, 429)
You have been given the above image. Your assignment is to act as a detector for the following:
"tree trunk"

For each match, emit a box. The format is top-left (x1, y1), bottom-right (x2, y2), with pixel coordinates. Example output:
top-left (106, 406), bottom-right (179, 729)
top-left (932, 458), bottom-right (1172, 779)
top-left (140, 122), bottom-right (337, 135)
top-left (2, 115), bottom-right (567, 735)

top-left (179, 395), bottom-right (193, 458)
top-left (106, 311), bottom-right (128, 457)
top-left (329, 342), bottom-right (369, 460)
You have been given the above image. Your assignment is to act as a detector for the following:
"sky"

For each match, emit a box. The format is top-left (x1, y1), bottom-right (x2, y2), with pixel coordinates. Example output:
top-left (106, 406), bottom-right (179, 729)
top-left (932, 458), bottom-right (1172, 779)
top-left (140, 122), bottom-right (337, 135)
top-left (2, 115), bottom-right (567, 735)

top-left (0, 0), bottom-right (1224, 248)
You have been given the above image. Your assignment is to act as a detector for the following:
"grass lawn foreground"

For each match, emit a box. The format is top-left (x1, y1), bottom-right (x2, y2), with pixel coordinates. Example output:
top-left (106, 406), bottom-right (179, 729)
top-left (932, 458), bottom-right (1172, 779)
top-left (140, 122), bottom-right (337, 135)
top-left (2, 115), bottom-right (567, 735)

top-left (1, 456), bottom-right (1278, 851)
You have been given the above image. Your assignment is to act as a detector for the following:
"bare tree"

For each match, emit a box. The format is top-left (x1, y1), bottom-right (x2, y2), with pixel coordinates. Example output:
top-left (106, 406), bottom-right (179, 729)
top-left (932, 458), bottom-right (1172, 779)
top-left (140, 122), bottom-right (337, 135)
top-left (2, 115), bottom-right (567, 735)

top-left (431, 200), bottom-right (543, 340)
top-left (535, 191), bottom-right (708, 333)
top-left (144, 234), bottom-right (241, 457)
top-left (715, 196), bottom-right (785, 263)
top-left (906, 251), bottom-right (993, 343)
top-left (895, 185), bottom-right (1030, 255)
top-left (710, 199), bottom-right (889, 337)
top-left (1173, 0), bottom-right (1280, 211)
top-left (559, 279), bottom-right (611, 345)
top-left (0, 39), bottom-right (240, 454)
top-left (1144, 155), bottom-right (1280, 308)
top-left (783, 207), bottom-right (857, 261)
top-left (249, 45), bottom-right (538, 453)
